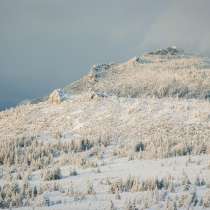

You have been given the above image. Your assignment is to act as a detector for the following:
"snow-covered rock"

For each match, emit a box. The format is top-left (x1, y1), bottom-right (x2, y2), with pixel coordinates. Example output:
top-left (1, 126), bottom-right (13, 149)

top-left (148, 46), bottom-right (182, 55)
top-left (88, 64), bottom-right (111, 81)
top-left (48, 89), bottom-right (65, 104)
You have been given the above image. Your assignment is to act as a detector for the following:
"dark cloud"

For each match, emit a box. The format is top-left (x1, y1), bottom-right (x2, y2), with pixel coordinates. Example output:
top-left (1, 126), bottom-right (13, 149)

top-left (0, 0), bottom-right (209, 110)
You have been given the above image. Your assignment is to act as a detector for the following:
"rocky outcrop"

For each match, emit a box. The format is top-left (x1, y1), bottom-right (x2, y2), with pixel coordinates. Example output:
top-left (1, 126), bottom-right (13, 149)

top-left (148, 46), bottom-right (181, 55)
top-left (89, 64), bottom-right (111, 81)
top-left (48, 89), bottom-right (65, 104)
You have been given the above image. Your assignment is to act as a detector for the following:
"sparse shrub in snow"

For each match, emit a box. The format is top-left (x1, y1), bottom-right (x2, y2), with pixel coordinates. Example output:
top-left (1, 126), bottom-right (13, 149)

top-left (79, 139), bottom-right (94, 151)
top-left (125, 200), bottom-right (139, 210)
top-left (16, 170), bottom-right (23, 180)
top-left (42, 167), bottom-right (62, 181)
top-left (65, 182), bottom-right (86, 201)
top-left (110, 176), bottom-right (172, 194)
top-left (0, 168), bottom-right (3, 179)
top-left (203, 190), bottom-right (210, 207)
top-left (190, 191), bottom-right (199, 207)
top-left (73, 192), bottom-right (86, 202)
top-left (195, 176), bottom-right (206, 186)
top-left (164, 198), bottom-right (177, 210)
top-left (169, 143), bottom-right (193, 157)
top-left (0, 181), bottom-right (21, 208)
top-left (96, 167), bottom-right (101, 173)
top-left (115, 192), bottom-right (121, 200)
top-left (69, 168), bottom-right (78, 176)
top-left (110, 200), bottom-right (117, 210)
top-left (179, 190), bottom-right (201, 209)
top-left (42, 194), bottom-right (50, 206)
top-left (68, 138), bottom-right (94, 152)
top-left (0, 135), bottom-right (104, 171)
top-left (181, 174), bottom-right (191, 191)
top-left (86, 181), bottom-right (95, 195)
top-left (178, 194), bottom-right (188, 208)
top-left (0, 178), bottom-right (39, 208)
top-left (32, 186), bottom-right (38, 198)
top-left (134, 142), bottom-right (145, 152)
top-left (65, 182), bottom-right (75, 197)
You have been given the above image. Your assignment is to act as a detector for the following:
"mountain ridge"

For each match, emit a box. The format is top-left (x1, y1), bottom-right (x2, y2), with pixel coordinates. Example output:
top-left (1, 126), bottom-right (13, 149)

top-left (63, 47), bottom-right (210, 100)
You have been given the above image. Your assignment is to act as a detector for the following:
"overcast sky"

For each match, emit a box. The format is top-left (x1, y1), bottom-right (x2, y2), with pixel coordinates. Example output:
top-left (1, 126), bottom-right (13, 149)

top-left (1, 0), bottom-right (210, 110)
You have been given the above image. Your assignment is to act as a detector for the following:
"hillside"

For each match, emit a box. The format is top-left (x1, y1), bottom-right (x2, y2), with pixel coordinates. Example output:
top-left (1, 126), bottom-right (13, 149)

top-left (0, 47), bottom-right (210, 210)
top-left (65, 47), bottom-right (210, 99)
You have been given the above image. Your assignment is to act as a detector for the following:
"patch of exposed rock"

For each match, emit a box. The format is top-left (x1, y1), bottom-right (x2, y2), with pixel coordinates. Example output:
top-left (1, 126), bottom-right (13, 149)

top-left (88, 64), bottom-right (111, 81)
top-left (148, 46), bottom-right (182, 56)
top-left (48, 89), bottom-right (65, 104)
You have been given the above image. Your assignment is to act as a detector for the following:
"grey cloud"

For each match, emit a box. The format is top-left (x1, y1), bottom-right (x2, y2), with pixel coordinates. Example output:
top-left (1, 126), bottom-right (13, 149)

top-left (142, 0), bottom-right (210, 54)
top-left (0, 0), bottom-right (209, 110)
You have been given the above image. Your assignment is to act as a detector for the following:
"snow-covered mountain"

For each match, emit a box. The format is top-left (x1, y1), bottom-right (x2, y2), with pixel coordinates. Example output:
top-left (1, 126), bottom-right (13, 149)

top-left (0, 47), bottom-right (210, 210)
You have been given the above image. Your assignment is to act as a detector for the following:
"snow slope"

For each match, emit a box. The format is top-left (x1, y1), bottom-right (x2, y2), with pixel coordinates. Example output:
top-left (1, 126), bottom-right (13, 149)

top-left (0, 48), bottom-right (210, 210)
